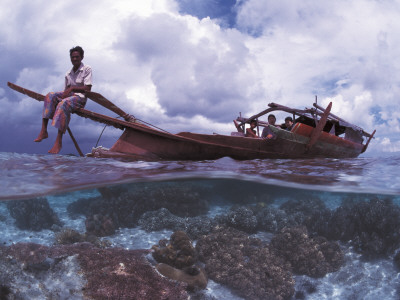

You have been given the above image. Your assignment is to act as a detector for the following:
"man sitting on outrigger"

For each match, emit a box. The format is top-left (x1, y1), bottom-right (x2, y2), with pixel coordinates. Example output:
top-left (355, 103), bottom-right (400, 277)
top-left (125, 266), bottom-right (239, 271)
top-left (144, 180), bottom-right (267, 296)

top-left (34, 46), bottom-right (92, 154)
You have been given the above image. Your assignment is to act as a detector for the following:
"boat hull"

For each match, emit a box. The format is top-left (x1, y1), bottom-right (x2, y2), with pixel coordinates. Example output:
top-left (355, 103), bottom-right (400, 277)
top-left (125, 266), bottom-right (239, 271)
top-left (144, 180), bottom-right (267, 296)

top-left (90, 122), bottom-right (364, 160)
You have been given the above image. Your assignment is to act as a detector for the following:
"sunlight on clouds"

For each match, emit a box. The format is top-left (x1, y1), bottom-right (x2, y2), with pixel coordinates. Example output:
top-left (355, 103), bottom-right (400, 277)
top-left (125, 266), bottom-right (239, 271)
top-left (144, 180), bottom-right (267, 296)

top-left (111, 0), bottom-right (178, 18)
top-left (321, 89), bottom-right (374, 131)
top-left (115, 10), bottom-right (262, 122)
top-left (161, 114), bottom-right (233, 134)
top-left (379, 137), bottom-right (400, 153)
top-left (15, 68), bottom-right (63, 95)
top-left (125, 83), bottom-right (165, 116)
top-left (387, 115), bottom-right (400, 133)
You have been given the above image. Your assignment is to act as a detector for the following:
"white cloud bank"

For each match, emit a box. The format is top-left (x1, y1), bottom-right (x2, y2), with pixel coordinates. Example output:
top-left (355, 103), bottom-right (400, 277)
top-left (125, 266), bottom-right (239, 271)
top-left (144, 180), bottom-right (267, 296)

top-left (1, 0), bottom-right (400, 154)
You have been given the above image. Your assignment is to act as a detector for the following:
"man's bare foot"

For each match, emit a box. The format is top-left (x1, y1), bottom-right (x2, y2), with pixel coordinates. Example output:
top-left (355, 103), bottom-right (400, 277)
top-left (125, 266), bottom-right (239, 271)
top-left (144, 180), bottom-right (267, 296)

top-left (34, 131), bottom-right (48, 142)
top-left (48, 140), bottom-right (62, 154)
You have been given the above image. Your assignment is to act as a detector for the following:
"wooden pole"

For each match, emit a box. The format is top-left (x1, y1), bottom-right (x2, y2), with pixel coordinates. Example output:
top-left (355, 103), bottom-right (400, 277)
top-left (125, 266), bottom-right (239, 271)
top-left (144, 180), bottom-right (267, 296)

top-left (306, 102), bottom-right (332, 150)
top-left (85, 91), bottom-right (135, 122)
top-left (361, 129), bottom-right (376, 153)
top-left (67, 127), bottom-right (84, 157)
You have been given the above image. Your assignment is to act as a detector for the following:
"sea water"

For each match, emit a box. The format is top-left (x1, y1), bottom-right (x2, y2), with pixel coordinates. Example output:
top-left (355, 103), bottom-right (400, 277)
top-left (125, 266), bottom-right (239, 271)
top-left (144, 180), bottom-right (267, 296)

top-left (1, 151), bottom-right (400, 299)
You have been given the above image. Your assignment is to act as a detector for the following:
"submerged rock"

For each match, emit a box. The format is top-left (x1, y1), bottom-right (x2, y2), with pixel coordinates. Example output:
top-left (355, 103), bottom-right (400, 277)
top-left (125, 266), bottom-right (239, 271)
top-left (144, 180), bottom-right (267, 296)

top-left (156, 263), bottom-right (208, 290)
top-left (196, 226), bottom-right (295, 300)
top-left (2, 242), bottom-right (188, 299)
top-left (152, 231), bottom-right (197, 269)
top-left (54, 228), bottom-right (111, 248)
top-left (6, 197), bottom-right (62, 231)
top-left (215, 206), bottom-right (258, 233)
top-left (85, 213), bottom-right (116, 237)
top-left (0, 285), bottom-right (11, 299)
top-left (139, 208), bottom-right (186, 232)
top-left (255, 206), bottom-right (300, 233)
top-left (270, 226), bottom-right (344, 278)
top-left (138, 208), bottom-right (216, 240)
top-left (67, 183), bottom-right (210, 231)
top-left (309, 197), bottom-right (400, 259)
top-left (393, 251), bottom-right (400, 270)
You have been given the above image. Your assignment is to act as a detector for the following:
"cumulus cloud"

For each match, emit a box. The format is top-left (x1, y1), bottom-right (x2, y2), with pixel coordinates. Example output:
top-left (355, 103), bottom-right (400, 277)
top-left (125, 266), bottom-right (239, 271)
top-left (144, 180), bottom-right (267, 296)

top-left (115, 13), bottom-right (264, 123)
top-left (1, 0), bottom-right (400, 155)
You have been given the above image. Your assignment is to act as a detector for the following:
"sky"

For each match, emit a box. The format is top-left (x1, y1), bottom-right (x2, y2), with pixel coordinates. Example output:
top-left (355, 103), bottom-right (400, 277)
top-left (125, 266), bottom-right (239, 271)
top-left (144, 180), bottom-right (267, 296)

top-left (1, 0), bottom-right (399, 156)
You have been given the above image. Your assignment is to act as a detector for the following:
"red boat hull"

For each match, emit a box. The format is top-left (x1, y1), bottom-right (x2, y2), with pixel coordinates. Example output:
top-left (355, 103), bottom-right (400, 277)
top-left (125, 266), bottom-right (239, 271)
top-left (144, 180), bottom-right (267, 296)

top-left (90, 122), bottom-right (364, 160)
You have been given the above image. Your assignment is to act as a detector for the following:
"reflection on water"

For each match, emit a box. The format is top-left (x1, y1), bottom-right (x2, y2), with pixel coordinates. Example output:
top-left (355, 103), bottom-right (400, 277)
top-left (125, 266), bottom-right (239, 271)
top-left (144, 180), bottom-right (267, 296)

top-left (1, 152), bottom-right (400, 201)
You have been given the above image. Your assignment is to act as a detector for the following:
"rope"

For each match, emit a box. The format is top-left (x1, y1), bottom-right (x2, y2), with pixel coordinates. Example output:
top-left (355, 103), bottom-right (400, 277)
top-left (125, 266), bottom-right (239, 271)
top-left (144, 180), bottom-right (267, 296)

top-left (94, 115), bottom-right (171, 148)
top-left (134, 117), bottom-right (171, 133)
top-left (95, 125), bottom-right (108, 148)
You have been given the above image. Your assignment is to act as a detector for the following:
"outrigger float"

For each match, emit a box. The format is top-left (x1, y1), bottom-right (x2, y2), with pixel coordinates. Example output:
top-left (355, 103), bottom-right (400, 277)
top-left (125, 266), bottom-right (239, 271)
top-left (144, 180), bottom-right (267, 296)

top-left (8, 82), bottom-right (375, 160)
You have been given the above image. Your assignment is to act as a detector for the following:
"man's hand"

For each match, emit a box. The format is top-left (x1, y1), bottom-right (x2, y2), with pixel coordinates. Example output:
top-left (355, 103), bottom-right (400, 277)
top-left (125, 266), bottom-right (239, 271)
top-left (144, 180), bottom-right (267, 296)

top-left (61, 87), bottom-right (73, 99)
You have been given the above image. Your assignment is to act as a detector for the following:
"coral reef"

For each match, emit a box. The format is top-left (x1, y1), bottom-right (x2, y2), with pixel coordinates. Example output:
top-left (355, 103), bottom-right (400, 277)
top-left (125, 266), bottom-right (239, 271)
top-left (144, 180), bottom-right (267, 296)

top-left (3, 242), bottom-right (189, 299)
top-left (138, 208), bottom-right (216, 239)
top-left (255, 205), bottom-right (300, 233)
top-left (0, 213), bottom-right (6, 223)
top-left (307, 197), bottom-right (400, 259)
top-left (85, 213), bottom-right (116, 237)
top-left (55, 228), bottom-right (84, 244)
top-left (196, 226), bottom-right (295, 300)
top-left (394, 250), bottom-right (400, 270)
top-left (152, 231), bottom-right (208, 291)
top-left (215, 206), bottom-right (258, 233)
top-left (156, 263), bottom-right (208, 290)
top-left (6, 197), bottom-right (62, 231)
top-left (293, 278), bottom-right (318, 300)
top-left (0, 243), bottom-right (86, 299)
top-left (139, 208), bottom-right (186, 232)
top-left (67, 182), bottom-right (210, 234)
top-left (0, 285), bottom-right (11, 300)
top-left (184, 215), bottom-right (216, 240)
top-left (54, 228), bottom-right (111, 248)
top-left (279, 196), bottom-right (327, 218)
top-left (270, 226), bottom-right (344, 278)
top-left (152, 231), bottom-right (197, 269)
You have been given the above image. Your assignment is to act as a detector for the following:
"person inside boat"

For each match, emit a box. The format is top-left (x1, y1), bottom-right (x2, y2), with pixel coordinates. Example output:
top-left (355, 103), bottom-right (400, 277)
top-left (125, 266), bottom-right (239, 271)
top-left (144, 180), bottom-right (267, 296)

top-left (34, 46), bottom-right (92, 154)
top-left (245, 119), bottom-right (259, 138)
top-left (261, 114), bottom-right (279, 139)
top-left (283, 116), bottom-right (294, 131)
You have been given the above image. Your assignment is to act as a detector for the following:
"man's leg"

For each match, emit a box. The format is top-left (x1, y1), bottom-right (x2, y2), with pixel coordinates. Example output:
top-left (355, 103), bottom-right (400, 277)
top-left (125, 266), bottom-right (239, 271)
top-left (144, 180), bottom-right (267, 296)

top-left (34, 118), bottom-right (49, 142)
top-left (35, 92), bottom-right (62, 142)
top-left (48, 130), bottom-right (63, 154)
top-left (49, 95), bottom-right (85, 154)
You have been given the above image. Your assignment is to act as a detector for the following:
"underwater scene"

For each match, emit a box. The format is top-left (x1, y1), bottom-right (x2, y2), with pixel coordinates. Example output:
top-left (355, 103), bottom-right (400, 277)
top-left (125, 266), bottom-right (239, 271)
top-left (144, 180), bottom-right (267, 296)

top-left (1, 152), bottom-right (400, 299)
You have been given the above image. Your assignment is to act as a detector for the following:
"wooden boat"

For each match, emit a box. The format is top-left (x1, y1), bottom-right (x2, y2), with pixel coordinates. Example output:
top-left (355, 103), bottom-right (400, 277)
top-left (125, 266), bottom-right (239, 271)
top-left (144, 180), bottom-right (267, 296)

top-left (7, 82), bottom-right (375, 160)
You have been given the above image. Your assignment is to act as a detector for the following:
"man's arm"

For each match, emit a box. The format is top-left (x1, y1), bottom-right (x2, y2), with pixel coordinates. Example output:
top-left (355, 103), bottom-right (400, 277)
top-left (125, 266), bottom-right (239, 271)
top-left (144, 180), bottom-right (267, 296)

top-left (61, 85), bottom-right (91, 98)
top-left (62, 65), bottom-right (93, 98)
top-left (246, 128), bottom-right (258, 138)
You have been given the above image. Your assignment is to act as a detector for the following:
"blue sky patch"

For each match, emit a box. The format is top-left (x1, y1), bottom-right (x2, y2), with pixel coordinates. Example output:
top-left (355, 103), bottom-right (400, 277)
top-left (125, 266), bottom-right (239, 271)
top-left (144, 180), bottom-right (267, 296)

top-left (177, 0), bottom-right (238, 28)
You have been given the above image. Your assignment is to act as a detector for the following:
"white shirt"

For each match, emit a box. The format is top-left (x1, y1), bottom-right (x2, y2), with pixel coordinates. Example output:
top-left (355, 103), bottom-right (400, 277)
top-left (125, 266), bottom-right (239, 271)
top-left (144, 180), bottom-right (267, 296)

top-left (65, 63), bottom-right (92, 99)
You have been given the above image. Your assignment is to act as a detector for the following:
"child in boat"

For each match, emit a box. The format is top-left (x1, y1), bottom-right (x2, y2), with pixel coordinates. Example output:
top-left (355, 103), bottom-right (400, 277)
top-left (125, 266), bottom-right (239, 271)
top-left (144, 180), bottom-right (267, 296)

top-left (34, 46), bottom-right (92, 154)
top-left (284, 116), bottom-right (294, 131)
top-left (261, 114), bottom-right (280, 139)
top-left (245, 120), bottom-right (258, 138)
